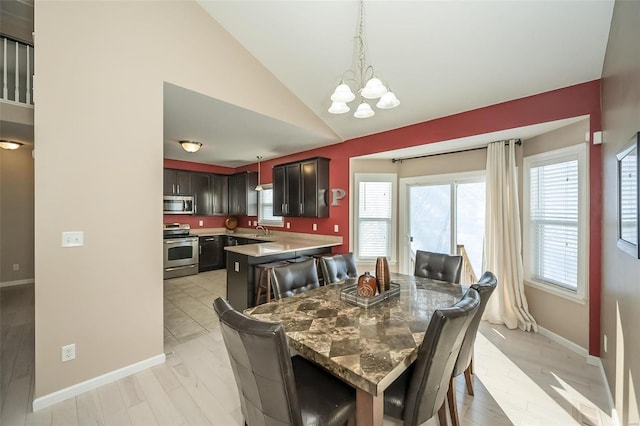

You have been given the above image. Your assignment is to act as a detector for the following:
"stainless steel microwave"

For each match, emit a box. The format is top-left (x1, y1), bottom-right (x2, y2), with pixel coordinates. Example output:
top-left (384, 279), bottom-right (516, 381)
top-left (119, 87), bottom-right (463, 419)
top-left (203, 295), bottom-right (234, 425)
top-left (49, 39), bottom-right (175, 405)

top-left (163, 195), bottom-right (194, 215)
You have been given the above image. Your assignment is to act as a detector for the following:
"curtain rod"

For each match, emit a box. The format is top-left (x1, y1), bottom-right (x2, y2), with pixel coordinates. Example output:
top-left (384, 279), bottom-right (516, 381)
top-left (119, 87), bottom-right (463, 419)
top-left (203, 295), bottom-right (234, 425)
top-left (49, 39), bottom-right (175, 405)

top-left (391, 139), bottom-right (522, 163)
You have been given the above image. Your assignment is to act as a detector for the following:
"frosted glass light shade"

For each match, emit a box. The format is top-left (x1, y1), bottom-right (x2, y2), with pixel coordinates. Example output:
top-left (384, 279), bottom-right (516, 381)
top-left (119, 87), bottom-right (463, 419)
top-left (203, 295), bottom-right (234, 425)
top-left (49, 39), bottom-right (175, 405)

top-left (376, 91), bottom-right (400, 109)
top-left (328, 101), bottom-right (350, 114)
top-left (0, 140), bottom-right (23, 150)
top-left (330, 83), bottom-right (356, 103)
top-left (354, 101), bottom-right (375, 118)
top-left (179, 140), bottom-right (202, 152)
top-left (361, 77), bottom-right (387, 99)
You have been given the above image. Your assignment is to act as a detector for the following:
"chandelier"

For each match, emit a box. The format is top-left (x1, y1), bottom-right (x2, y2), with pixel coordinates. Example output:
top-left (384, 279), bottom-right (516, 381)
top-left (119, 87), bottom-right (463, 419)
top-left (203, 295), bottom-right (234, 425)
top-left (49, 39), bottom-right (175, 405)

top-left (328, 0), bottom-right (399, 119)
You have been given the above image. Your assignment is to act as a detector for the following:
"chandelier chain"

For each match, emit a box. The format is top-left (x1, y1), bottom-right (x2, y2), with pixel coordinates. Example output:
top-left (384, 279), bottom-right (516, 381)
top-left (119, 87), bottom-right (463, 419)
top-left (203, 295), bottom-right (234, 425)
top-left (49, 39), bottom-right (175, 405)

top-left (357, 0), bottom-right (366, 87)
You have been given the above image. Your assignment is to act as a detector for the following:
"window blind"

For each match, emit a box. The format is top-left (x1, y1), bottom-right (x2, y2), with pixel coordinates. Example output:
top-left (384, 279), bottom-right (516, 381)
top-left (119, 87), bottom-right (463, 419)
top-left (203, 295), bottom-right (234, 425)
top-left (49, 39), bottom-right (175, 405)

top-left (358, 181), bottom-right (392, 258)
top-left (529, 159), bottom-right (579, 290)
top-left (258, 187), bottom-right (283, 225)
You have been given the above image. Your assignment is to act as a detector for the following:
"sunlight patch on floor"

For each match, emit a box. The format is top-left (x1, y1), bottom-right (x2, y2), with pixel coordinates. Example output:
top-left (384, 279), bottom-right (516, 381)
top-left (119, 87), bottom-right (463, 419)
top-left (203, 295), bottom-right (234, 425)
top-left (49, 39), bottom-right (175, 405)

top-left (475, 332), bottom-right (612, 425)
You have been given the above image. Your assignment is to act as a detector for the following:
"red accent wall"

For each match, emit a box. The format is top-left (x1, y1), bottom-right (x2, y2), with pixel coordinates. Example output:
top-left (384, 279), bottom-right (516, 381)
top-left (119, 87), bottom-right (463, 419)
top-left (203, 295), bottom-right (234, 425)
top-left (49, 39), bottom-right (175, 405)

top-left (166, 80), bottom-right (603, 355)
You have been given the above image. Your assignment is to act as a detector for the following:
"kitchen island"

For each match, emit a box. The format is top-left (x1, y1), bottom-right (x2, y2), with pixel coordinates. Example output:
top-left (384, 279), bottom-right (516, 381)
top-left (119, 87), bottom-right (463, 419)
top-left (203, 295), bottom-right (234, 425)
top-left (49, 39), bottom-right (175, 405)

top-left (194, 229), bottom-right (342, 310)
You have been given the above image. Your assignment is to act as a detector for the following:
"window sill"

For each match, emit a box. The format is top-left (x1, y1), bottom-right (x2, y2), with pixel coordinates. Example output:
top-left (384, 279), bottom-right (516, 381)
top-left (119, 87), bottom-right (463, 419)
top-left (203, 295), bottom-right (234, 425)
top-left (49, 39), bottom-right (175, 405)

top-left (524, 279), bottom-right (587, 304)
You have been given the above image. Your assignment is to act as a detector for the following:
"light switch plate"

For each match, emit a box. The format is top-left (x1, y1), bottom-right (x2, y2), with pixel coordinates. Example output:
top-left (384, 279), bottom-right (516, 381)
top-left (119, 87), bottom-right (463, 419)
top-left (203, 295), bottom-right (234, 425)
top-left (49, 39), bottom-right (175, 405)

top-left (312, 224), bottom-right (317, 231)
top-left (334, 224), bottom-right (339, 232)
top-left (62, 231), bottom-right (84, 247)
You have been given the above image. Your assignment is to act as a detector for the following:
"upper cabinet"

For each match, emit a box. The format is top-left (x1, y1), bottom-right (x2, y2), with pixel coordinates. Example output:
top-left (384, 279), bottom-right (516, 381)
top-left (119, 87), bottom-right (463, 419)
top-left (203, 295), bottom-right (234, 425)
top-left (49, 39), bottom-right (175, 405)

top-left (164, 169), bottom-right (229, 216)
top-left (273, 157), bottom-right (329, 218)
top-left (192, 173), bottom-right (212, 216)
top-left (229, 172), bottom-right (257, 216)
top-left (211, 174), bottom-right (229, 216)
top-left (164, 169), bottom-right (192, 195)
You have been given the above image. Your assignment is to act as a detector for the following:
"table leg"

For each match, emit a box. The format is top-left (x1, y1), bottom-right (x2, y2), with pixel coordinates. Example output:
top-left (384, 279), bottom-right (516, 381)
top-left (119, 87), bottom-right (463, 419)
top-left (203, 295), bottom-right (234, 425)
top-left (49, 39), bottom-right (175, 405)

top-left (356, 388), bottom-right (383, 426)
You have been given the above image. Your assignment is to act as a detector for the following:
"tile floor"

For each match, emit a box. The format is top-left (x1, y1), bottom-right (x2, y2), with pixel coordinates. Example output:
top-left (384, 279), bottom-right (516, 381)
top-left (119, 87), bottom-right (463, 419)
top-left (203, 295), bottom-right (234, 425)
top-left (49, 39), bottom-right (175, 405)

top-left (0, 271), bottom-right (616, 425)
top-left (163, 269), bottom-right (227, 347)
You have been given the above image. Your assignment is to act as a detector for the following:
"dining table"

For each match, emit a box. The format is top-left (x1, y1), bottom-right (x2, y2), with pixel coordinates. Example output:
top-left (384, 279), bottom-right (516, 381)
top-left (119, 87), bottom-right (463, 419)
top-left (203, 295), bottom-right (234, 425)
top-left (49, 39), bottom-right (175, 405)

top-left (243, 271), bottom-right (466, 426)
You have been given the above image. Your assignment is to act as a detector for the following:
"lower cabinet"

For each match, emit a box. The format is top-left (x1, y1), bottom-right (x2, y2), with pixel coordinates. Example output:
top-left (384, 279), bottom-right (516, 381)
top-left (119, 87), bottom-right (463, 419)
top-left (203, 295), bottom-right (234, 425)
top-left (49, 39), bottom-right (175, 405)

top-left (198, 236), bottom-right (225, 272)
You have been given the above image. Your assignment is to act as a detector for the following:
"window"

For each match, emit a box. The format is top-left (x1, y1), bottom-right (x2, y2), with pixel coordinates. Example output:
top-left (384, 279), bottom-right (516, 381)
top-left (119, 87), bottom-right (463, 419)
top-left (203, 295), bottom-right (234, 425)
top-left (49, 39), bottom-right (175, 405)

top-left (523, 143), bottom-right (588, 301)
top-left (355, 173), bottom-right (397, 261)
top-left (258, 185), bottom-right (283, 227)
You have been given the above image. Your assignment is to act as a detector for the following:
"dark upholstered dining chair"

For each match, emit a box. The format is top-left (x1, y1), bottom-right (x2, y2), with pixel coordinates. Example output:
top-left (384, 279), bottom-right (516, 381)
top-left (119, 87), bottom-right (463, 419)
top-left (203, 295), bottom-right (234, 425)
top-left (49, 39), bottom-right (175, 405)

top-left (383, 288), bottom-right (480, 426)
top-left (271, 258), bottom-right (320, 300)
top-left (414, 250), bottom-right (463, 284)
top-left (447, 271), bottom-right (497, 426)
top-left (213, 297), bottom-right (356, 426)
top-left (319, 253), bottom-right (358, 284)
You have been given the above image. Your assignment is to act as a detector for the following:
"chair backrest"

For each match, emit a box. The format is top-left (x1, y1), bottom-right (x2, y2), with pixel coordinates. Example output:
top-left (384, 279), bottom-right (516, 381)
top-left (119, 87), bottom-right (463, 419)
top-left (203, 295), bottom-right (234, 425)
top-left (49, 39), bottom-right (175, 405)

top-left (213, 297), bottom-right (303, 426)
top-left (403, 288), bottom-right (480, 426)
top-left (271, 258), bottom-right (320, 299)
top-left (414, 250), bottom-right (463, 284)
top-left (452, 271), bottom-right (498, 377)
top-left (319, 253), bottom-right (358, 284)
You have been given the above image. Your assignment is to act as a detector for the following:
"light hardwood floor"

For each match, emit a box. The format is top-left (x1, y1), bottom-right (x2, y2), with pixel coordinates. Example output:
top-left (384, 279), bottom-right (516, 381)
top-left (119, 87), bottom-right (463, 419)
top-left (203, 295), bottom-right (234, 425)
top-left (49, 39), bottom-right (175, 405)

top-left (0, 271), bottom-right (614, 426)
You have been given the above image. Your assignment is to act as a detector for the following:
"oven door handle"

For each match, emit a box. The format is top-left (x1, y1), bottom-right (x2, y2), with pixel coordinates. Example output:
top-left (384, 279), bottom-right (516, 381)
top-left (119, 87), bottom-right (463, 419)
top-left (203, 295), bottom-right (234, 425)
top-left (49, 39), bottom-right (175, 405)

top-left (164, 238), bottom-right (197, 245)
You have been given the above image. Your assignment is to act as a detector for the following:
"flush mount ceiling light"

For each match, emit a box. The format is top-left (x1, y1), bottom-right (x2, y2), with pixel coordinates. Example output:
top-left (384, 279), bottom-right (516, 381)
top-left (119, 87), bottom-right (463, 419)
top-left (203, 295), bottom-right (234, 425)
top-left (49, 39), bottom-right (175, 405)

top-left (0, 140), bottom-right (23, 150)
top-left (328, 0), bottom-right (399, 119)
top-left (179, 140), bottom-right (202, 153)
top-left (255, 156), bottom-right (263, 191)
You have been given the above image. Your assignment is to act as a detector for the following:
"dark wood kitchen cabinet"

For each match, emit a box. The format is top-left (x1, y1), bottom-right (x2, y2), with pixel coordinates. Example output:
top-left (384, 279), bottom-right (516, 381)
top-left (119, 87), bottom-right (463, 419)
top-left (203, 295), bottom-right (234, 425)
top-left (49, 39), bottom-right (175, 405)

top-left (192, 173), bottom-right (211, 216)
top-left (273, 157), bottom-right (329, 218)
top-left (163, 169), bottom-right (192, 195)
top-left (228, 172), bottom-right (257, 216)
top-left (211, 174), bottom-right (229, 215)
top-left (198, 235), bottom-right (225, 271)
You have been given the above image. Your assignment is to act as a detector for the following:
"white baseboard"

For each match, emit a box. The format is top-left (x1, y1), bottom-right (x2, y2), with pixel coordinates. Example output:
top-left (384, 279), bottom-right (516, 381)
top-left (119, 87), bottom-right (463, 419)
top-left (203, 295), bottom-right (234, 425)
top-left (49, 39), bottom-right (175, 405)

top-left (1, 278), bottom-right (34, 288)
top-left (32, 353), bottom-right (165, 412)
top-left (538, 326), bottom-right (589, 358)
top-left (538, 326), bottom-right (619, 425)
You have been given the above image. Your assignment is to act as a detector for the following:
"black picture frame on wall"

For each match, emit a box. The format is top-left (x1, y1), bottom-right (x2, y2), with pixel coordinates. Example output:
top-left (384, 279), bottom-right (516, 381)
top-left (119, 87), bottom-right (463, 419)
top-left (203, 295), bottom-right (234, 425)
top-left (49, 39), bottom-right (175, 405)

top-left (617, 131), bottom-right (639, 258)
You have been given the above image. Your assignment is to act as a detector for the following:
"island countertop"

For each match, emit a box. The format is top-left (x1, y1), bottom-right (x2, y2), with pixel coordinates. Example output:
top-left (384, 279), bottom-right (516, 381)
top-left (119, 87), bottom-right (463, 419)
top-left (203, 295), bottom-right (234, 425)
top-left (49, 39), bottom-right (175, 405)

top-left (189, 227), bottom-right (342, 258)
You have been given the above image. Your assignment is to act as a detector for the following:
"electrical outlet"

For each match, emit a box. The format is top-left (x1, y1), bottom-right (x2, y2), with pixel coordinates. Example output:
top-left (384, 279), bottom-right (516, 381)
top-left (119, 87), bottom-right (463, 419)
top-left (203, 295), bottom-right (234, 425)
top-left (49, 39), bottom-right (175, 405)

top-left (334, 224), bottom-right (339, 233)
top-left (61, 344), bottom-right (76, 362)
top-left (199, 220), bottom-right (203, 226)
top-left (603, 334), bottom-right (607, 353)
top-left (234, 262), bottom-right (240, 273)
top-left (62, 231), bottom-right (84, 247)
top-left (286, 222), bottom-right (290, 229)
top-left (12, 263), bottom-right (19, 271)
top-left (313, 223), bottom-right (317, 231)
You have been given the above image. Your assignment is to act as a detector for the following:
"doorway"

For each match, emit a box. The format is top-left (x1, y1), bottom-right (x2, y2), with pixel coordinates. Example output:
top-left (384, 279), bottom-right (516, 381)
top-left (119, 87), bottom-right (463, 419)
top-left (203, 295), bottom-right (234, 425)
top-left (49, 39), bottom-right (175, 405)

top-left (399, 171), bottom-right (486, 278)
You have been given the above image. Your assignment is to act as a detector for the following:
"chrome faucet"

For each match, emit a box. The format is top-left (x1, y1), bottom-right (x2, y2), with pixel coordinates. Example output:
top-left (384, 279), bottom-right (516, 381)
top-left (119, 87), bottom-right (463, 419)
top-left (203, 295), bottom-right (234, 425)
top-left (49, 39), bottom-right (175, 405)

top-left (256, 225), bottom-right (269, 236)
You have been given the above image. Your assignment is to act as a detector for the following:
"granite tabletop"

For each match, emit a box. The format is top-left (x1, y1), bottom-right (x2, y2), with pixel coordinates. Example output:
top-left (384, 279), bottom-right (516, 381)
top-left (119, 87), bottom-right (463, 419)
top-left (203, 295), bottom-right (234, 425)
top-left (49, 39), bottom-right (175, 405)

top-left (244, 272), bottom-right (465, 396)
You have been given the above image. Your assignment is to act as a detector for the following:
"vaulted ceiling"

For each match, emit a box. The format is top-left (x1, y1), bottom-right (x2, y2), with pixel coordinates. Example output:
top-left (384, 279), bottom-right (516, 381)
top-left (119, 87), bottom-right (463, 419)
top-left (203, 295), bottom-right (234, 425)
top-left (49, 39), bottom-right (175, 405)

top-left (164, 0), bottom-right (613, 166)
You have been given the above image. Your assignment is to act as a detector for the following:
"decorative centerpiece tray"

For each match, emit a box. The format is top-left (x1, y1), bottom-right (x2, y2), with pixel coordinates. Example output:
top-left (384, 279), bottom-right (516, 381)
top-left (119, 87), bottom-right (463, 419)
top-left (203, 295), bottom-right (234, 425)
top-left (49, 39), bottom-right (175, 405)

top-left (340, 282), bottom-right (400, 308)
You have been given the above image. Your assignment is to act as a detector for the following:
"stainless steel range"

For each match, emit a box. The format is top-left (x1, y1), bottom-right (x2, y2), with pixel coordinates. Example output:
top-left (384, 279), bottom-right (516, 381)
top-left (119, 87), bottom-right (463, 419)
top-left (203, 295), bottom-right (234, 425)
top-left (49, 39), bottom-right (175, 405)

top-left (163, 223), bottom-right (198, 279)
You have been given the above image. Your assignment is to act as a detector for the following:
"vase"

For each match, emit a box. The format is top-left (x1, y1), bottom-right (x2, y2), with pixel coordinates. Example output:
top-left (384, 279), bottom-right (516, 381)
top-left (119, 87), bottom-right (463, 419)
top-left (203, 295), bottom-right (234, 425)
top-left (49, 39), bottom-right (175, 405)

top-left (375, 257), bottom-right (390, 293)
top-left (357, 272), bottom-right (377, 298)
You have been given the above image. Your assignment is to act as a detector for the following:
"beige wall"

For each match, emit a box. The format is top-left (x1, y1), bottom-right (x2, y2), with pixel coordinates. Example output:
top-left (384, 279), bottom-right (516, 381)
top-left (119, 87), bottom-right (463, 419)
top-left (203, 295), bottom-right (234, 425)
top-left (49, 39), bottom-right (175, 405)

top-left (34, 1), bottom-right (329, 399)
top-left (352, 122), bottom-right (591, 349)
top-left (0, 145), bottom-right (34, 284)
top-left (601, 0), bottom-right (640, 423)
top-left (521, 119), bottom-right (590, 349)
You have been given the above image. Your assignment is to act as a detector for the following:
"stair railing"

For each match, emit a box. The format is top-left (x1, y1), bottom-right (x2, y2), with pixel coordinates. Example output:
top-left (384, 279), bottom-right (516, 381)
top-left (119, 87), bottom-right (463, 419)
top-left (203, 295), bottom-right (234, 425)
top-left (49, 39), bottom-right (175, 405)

top-left (456, 244), bottom-right (478, 285)
top-left (1, 34), bottom-right (34, 107)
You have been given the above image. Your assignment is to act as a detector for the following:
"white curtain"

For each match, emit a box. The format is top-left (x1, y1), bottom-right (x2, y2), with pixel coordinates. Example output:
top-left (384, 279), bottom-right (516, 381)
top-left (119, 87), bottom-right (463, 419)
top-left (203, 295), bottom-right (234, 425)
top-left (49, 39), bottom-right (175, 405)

top-left (483, 140), bottom-right (537, 332)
